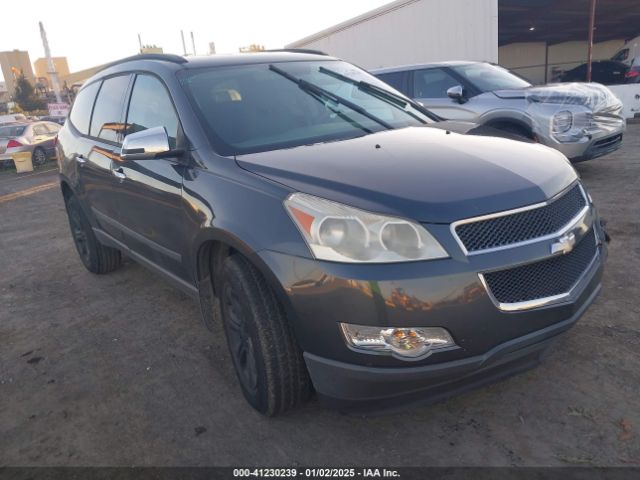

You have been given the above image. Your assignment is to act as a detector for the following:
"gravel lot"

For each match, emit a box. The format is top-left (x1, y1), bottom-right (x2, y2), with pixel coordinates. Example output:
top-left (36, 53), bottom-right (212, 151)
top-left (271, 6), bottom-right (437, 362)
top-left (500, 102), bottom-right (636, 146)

top-left (1, 127), bottom-right (639, 467)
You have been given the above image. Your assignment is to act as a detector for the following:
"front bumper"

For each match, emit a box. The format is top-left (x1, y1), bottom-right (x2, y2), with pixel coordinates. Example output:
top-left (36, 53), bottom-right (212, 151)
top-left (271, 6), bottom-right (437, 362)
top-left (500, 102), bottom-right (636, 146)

top-left (541, 130), bottom-right (624, 162)
top-left (257, 206), bottom-right (607, 408)
top-left (305, 283), bottom-right (600, 410)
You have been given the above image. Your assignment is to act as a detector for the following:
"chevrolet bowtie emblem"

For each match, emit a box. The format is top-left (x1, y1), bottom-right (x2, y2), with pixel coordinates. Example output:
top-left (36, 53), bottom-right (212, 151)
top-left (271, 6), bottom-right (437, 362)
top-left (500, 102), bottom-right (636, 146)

top-left (551, 232), bottom-right (576, 255)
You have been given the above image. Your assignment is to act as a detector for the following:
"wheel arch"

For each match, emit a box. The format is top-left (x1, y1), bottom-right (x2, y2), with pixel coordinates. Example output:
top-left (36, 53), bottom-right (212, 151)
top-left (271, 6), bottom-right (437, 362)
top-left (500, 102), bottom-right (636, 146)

top-left (483, 117), bottom-right (535, 138)
top-left (193, 229), bottom-right (297, 332)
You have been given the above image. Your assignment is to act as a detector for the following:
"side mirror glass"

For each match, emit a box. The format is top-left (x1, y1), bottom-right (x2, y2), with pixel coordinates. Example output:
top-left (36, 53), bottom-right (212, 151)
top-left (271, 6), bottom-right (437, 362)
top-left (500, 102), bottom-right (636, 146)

top-left (121, 126), bottom-right (170, 161)
top-left (447, 85), bottom-right (467, 103)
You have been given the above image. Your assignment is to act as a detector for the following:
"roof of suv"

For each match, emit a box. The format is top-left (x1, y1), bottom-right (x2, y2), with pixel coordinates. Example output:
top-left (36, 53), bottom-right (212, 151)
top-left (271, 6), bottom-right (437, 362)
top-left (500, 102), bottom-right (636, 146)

top-left (370, 61), bottom-right (480, 75)
top-left (98, 51), bottom-right (337, 74)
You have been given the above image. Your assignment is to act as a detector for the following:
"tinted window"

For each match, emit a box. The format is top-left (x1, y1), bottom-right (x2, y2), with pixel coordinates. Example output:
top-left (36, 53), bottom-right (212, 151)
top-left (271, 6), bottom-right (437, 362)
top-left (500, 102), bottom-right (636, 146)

top-left (69, 81), bottom-right (100, 135)
top-left (180, 60), bottom-right (433, 156)
top-left (375, 71), bottom-right (407, 94)
top-left (0, 125), bottom-right (26, 137)
top-left (612, 48), bottom-right (629, 63)
top-left (126, 75), bottom-right (179, 148)
top-left (450, 63), bottom-right (531, 92)
top-left (413, 68), bottom-right (461, 98)
top-left (32, 124), bottom-right (48, 135)
top-left (90, 75), bottom-right (131, 143)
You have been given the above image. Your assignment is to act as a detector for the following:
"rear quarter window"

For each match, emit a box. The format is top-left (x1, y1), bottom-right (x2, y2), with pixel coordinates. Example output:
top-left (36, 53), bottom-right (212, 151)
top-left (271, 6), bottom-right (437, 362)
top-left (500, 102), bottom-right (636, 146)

top-left (69, 81), bottom-right (100, 135)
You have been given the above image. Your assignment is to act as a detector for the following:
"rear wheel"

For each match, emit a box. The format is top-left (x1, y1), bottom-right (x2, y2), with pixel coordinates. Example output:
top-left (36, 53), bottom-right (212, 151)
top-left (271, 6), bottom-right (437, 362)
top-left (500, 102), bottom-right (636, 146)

top-left (32, 147), bottom-right (47, 167)
top-left (64, 194), bottom-right (122, 274)
top-left (220, 254), bottom-right (311, 415)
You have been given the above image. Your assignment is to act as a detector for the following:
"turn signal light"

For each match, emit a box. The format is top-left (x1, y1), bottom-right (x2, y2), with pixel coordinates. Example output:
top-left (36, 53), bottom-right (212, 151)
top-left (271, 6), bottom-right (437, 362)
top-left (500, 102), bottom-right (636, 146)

top-left (340, 323), bottom-right (455, 360)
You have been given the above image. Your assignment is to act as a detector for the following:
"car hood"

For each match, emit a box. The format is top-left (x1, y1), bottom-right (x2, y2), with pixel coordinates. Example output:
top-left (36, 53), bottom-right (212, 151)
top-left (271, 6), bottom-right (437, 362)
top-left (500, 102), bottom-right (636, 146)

top-left (236, 126), bottom-right (577, 224)
top-left (494, 83), bottom-right (623, 113)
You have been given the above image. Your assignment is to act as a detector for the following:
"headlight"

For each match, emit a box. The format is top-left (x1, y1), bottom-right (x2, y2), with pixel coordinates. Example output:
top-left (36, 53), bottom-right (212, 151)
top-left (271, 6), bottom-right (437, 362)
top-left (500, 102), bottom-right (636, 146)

top-left (340, 323), bottom-right (455, 359)
top-left (552, 110), bottom-right (573, 134)
top-left (284, 192), bottom-right (448, 263)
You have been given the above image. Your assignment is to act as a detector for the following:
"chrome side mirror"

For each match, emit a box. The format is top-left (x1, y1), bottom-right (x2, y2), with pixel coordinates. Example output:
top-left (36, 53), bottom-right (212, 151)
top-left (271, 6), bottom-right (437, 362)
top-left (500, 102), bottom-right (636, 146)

top-left (447, 85), bottom-right (466, 104)
top-left (121, 126), bottom-right (170, 161)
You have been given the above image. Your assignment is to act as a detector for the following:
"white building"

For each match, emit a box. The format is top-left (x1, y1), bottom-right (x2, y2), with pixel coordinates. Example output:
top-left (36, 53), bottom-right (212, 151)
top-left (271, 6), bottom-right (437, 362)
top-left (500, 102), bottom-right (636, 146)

top-left (287, 0), bottom-right (640, 85)
top-left (287, 0), bottom-right (498, 70)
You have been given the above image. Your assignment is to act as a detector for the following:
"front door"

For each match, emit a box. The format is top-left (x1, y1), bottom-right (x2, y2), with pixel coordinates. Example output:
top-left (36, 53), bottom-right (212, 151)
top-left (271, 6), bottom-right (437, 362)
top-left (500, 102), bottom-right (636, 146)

top-left (412, 67), bottom-right (480, 121)
top-left (110, 73), bottom-right (189, 281)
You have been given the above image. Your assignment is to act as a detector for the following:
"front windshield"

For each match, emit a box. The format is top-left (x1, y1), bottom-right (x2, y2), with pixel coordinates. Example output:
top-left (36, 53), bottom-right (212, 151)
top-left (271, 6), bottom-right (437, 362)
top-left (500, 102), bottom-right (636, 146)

top-left (451, 63), bottom-right (531, 92)
top-left (180, 60), bottom-right (434, 156)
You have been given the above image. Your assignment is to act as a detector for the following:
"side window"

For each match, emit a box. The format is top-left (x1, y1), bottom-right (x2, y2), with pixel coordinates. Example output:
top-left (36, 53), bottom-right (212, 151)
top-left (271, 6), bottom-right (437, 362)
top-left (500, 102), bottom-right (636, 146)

top-left (125, 75), bottom-right (180, 148)
top-left (90, 75), bottom-right (131, 143)
top-left (612, 48), bottom-right (629, 63)
top-left (32, 124), bottom-right (48, 136)
top-left (69, 81), bottom-right (100, 135)
top-left (413, 68), bottom-right (461, 99)
top-left (375, 72), bottom-right (407, 95)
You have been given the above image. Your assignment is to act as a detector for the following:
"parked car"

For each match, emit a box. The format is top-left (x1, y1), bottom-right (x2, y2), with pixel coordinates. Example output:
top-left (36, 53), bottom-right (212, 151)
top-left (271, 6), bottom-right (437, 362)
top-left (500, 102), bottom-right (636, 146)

top-left (372, 61), bottom-right (626, 162)
top-left (559, 60), bottom-right (628, 85)
top-left (0, 121), bottom-right (61, 168)
top-left (0, 113), bottom-right (27, 125)
top-left (58, 52), bottom-right (607, 415)
top-left (39, 115), bottom-right (67, 126)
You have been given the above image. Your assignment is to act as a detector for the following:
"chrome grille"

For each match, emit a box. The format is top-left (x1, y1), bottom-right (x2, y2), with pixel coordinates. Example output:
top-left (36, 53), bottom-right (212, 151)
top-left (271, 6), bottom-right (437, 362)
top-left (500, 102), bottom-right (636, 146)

top-left (482, 228), bottom-right (597, 306)
top-left (455, 184), bottom-right (587, 253)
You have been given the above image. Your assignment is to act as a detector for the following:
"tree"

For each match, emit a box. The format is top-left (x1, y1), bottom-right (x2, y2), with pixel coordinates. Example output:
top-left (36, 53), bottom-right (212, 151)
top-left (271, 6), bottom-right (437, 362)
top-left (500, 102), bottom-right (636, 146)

top-left (13, 72), bottom-right (46, 112)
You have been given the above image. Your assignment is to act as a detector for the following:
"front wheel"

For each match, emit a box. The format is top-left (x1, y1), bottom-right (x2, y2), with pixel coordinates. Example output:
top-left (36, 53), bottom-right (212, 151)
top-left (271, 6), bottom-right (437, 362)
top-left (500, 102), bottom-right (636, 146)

top-left (220, 254), bottom-right (311, 415)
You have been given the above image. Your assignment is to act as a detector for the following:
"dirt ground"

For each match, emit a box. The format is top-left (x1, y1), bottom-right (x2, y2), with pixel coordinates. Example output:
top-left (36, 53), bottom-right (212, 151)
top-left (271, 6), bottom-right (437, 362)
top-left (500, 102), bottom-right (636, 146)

top-left (1, 127), bottom-right (639, 467)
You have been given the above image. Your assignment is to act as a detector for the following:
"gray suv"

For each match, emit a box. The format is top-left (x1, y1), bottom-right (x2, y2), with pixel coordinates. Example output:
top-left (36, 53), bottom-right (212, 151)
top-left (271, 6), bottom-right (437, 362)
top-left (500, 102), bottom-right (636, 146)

top-left (58, 52), bottom-right (607, 415)
top-left (372, 61), bottom-right (626, 162)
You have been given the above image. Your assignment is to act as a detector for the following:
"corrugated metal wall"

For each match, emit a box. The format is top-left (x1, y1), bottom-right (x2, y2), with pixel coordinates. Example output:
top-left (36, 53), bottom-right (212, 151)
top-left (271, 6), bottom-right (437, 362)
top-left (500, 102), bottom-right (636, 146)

top-left (287, 0), bottom-right (498, 69)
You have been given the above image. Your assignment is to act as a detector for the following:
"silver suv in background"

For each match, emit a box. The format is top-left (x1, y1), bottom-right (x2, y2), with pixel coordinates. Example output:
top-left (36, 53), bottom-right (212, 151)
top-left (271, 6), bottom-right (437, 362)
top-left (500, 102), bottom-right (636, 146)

top-left (372, 61), bottom-right (626, 162)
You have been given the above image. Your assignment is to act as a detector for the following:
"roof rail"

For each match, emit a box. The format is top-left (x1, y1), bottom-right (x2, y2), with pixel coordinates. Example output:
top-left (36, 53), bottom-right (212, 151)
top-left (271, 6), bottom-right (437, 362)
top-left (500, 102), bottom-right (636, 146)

top-left (264, 48), bottom-right (329, 56)
top-left (98, 53), bottom-right (187, 73)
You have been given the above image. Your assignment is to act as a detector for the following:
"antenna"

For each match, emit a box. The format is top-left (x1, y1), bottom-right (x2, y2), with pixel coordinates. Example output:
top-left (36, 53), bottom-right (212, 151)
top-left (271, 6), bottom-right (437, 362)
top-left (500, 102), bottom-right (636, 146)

top-left (138, 33), bottom-right (143, 52)
top-left (181, 30), bottom-right (187, 56)
top-left (39, 21), bottom-right (61, 104)
top-left (191, 31), bottom-right (196, 56)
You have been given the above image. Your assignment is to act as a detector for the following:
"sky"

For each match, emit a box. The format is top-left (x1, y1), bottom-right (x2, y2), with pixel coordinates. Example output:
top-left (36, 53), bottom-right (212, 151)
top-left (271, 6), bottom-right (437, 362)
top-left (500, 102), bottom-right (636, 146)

top-left (0, 0), bottom-right (391, 81)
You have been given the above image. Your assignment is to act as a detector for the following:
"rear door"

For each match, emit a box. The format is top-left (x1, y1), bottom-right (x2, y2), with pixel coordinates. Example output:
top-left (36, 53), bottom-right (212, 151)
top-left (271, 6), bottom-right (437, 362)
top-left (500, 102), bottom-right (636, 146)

top-left (109, 73), bottom-right (189, 281)
top-left (411, 67), bottom-right (479, 121)
top-left (73, 75), bottom-right (132, 241)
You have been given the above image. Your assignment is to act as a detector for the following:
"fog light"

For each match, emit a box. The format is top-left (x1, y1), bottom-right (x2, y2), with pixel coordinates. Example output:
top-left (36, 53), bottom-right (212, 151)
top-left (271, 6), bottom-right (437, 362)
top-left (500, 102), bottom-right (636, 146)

top-left (340, 323), bottom-right (455, 360)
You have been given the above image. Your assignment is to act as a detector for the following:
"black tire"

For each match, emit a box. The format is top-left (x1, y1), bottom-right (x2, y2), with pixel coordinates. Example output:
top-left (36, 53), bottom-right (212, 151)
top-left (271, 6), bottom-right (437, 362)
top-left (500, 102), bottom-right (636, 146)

top-left (220, 254), bottom-right (311, 415)
top-left (64, 194), bottom-right (122, 274)
top-left (32, 147), bottom-right (47, 167)
top-left (491, 123), bottom-right (534, 142)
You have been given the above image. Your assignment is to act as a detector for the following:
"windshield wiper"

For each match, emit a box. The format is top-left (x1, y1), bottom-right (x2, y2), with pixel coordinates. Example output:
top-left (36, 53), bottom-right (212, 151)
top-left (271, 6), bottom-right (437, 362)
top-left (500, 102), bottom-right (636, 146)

top-left (268, 64), bottom-right (393, 130)
top-left (318, 66), bottom-right (438, 123)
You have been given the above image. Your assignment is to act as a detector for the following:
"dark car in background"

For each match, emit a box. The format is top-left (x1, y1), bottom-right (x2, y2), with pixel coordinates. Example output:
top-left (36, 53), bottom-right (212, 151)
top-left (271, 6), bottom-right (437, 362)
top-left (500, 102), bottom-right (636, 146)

top-left (57, 52), bottom-right (607, 415)
top-left (560, 60), bottom-right (628, 85)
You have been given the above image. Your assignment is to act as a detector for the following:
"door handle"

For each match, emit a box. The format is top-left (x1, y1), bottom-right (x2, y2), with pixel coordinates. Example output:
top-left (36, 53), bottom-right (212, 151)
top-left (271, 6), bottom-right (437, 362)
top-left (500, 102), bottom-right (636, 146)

top-left (76, 154), bottom-right (87, 165)
top-left (112, 167), bottom-right (126, 180)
